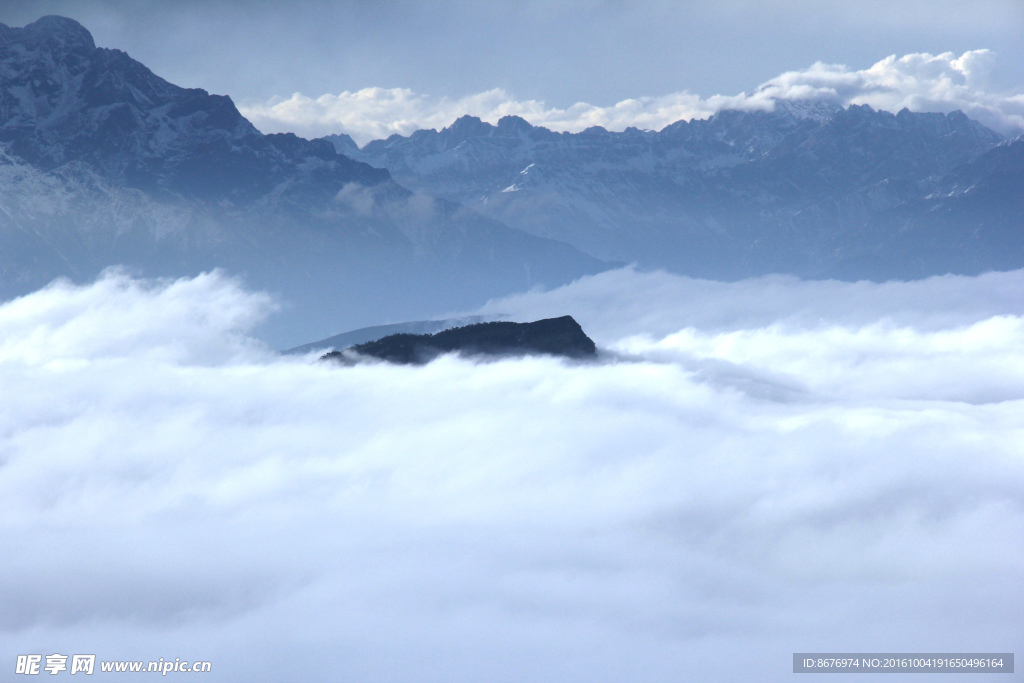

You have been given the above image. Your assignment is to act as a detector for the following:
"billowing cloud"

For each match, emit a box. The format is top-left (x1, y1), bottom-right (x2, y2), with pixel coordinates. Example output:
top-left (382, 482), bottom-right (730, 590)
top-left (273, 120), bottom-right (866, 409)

top-left (1, 268), bottom-right (1022, 680)
top-left (240, 50), bottom-right (1024, 144)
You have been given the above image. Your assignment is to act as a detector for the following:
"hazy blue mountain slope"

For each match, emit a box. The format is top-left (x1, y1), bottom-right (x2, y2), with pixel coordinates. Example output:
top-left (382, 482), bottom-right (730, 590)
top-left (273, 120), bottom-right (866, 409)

top-left (0, 16), bottom-right (607, 347)
top-left (839, 136), bottom-right (1024, 278)
top-left (331, 103), bottom-right (1016, 279)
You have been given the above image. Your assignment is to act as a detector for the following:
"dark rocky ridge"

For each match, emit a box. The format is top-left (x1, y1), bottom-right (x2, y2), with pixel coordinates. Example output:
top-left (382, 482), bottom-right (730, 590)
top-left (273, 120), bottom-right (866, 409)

top-left (321, 316), bottom-right (597, 364)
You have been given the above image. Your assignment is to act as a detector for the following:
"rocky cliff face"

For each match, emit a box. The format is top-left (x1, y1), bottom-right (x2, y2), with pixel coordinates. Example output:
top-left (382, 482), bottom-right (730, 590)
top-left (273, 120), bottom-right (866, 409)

top-left (0, 16), bottom-right (608, 347)
top-left (0, 16), bottom-right (387, 201)
top-left (332, 103), bottom-right (1016, 279)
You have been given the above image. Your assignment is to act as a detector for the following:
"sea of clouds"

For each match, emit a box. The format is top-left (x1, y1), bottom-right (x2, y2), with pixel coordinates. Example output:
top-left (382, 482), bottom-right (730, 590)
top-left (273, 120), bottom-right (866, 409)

top-left (240, 50), bottom-right (1024, 144)
top-left (1, 267), bottom-right (1022, 681)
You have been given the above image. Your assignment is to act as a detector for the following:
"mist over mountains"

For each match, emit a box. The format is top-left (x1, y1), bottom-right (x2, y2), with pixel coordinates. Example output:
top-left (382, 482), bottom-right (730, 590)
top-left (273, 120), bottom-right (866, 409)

top-left (1, 11), bottom-right (1022, 681)
top-left (330, 104), bottom-right (1022, 280)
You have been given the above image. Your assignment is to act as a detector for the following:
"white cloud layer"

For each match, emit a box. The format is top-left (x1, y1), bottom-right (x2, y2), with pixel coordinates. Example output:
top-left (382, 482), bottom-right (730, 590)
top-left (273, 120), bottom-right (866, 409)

top-left (1, 268), bottom-right (1022, 681)
top-left (240, 50), bottom-right (1024, 144)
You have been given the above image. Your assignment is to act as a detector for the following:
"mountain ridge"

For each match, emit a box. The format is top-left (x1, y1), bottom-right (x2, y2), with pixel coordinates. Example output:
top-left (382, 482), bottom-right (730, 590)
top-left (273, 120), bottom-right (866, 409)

top-left (325, 102), bottom-right (1018, 279)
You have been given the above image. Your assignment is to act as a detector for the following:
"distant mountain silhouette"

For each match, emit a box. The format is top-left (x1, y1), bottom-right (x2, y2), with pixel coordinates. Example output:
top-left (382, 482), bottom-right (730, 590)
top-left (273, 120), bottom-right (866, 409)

top-left (321, 316), bottom-right (597, 364)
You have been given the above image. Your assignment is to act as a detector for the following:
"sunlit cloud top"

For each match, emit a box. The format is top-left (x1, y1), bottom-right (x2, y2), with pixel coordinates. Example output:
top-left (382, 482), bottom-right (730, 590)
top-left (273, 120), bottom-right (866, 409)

top-left (240, 51), bottom-right (1024, 144)
top-left (1, 267), bottom-right (1022, 679)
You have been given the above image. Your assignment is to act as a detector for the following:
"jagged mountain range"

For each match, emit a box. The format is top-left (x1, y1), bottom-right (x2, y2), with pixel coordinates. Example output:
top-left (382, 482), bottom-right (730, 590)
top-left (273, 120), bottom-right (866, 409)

top-left (2, 15), bottom-right (1022, 349)
top-left (329, 103), bottom-right (1023, 279)
top-left (0, 16), bottom-right (606, 347)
